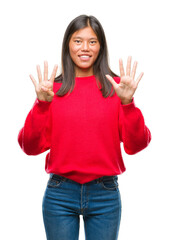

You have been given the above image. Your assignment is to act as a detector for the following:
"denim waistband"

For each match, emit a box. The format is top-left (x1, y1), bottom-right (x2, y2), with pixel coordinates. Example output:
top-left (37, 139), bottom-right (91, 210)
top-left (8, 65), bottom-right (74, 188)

top-left (49, 174), bottom-right (117, 185)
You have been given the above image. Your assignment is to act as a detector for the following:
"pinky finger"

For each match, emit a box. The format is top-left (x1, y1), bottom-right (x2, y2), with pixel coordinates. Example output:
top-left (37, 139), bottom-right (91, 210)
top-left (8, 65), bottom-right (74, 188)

top-left (29, 74), bottom-right (38, 89)
top-left (136, 72), bottom-right (144, 87)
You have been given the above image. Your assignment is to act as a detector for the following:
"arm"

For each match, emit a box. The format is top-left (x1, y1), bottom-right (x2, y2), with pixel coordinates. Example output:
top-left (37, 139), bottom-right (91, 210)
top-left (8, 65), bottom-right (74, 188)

top-left (106, 56), bottom-right (151, 154)
top-left (118, 98), bottom-right (151, 154)
top-left (18, 61), bottom-right (58, 155)
top-left (18, 99), bottom-right (52, 155)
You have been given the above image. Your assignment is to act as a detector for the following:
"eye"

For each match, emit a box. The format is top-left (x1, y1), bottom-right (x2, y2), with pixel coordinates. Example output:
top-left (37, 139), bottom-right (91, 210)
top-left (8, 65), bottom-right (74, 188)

top-left (90, 40), bottom-right (97, 45)
top-left (74, 40), bottom-right (81, 44)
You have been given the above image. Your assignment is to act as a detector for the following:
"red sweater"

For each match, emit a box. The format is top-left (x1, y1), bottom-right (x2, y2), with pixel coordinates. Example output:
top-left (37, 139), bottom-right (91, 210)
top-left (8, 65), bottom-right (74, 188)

top-left (18, 75), bottom-right (151, 184)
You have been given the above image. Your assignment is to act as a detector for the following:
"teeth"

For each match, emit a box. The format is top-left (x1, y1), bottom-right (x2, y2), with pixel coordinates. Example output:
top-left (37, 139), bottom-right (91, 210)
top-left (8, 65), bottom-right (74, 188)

top-left (81, 55), bottom-right (89, 58)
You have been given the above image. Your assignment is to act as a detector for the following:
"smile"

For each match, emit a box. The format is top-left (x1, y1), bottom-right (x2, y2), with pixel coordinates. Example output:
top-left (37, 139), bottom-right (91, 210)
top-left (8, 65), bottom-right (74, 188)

top-left (78, 55), bottom-right (92, 61)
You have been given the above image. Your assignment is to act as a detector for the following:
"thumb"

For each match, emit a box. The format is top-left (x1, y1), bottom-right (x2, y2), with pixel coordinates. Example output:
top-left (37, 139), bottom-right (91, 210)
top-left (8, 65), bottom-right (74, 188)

top-left (106, 75), bottom-right (118, 91)
top-left (41, 86), bottom-right (54, 96)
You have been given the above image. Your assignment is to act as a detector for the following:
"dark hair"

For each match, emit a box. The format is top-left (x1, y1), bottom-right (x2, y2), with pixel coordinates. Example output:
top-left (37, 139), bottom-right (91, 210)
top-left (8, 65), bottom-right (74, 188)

top-left (55, 15), bottom-right (118, 98)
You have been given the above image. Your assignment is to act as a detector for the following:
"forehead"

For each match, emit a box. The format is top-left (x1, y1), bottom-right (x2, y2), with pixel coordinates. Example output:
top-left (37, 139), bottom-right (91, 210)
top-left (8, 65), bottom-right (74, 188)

top-left (71, 26), bottom-right (98, 39)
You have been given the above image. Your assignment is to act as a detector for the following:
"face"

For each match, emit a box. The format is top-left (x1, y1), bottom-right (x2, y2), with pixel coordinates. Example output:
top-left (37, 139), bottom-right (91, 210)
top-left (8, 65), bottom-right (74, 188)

top-left (69, 26), bottom-right (100, 77)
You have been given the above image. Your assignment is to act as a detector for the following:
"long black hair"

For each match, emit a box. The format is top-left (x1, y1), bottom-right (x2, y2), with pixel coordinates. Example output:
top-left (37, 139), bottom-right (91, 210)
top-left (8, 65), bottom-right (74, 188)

top-left (55, 15), bottom-right (118, 98)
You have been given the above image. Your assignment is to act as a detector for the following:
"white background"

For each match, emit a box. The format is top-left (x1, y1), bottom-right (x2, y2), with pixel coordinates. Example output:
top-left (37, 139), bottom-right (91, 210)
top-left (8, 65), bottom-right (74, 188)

top-left (0, 0), bottom-right (168, 239)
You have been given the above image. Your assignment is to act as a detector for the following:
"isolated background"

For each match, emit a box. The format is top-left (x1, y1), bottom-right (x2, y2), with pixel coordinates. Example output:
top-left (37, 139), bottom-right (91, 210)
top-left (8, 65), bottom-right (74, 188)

top-left (0, 0), bottom-right (168, 239)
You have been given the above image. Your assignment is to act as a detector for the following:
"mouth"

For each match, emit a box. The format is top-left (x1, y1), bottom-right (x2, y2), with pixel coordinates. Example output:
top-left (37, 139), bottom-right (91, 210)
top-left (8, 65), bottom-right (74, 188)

top-left (78, 54), bottom-right (92, 61)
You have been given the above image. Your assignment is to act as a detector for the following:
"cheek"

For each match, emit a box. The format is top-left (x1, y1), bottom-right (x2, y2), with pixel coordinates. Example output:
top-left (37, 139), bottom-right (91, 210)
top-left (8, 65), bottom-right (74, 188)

top-left (69, 49), bottom-right (78, 64)
top-left (69, 45), bottom-right (80, 56)
top-left (93, 46), bottom-right (100, 59)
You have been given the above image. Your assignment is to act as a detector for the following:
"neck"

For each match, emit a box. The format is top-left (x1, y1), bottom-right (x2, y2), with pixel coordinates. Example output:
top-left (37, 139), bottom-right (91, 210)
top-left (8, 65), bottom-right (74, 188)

top-left (75, 67), bottom-right (94, 77)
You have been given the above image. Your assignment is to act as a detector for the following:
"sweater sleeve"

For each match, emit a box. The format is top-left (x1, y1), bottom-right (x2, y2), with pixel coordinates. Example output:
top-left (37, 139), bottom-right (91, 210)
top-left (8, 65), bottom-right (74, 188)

top-left (118, 98), bottom-right (151, 155)
top-left (18, 98), bottom-right (52, 155)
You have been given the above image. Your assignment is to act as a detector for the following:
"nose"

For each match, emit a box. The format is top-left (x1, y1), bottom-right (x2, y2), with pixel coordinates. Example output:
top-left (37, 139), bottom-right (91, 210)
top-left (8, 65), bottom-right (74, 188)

top-left (81, 41), bottom-right (89, 51)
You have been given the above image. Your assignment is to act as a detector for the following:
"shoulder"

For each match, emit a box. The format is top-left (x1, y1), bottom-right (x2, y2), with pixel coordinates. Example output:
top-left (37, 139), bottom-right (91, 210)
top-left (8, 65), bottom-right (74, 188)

top-left (53, 81), bottom-right (62, 93)
top-left (113, 76), bottom-right (120, 84)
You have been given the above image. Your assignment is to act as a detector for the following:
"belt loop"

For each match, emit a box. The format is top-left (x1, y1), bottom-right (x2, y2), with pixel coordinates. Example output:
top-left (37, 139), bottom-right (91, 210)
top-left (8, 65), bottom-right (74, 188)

top-left (97, 177), bottom-right (102, 183)
top-left (50, 173), bottom-right (54, 179)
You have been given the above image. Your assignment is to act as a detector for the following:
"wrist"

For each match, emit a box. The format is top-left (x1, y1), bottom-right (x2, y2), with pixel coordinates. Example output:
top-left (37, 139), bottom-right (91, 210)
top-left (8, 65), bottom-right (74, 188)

top-left (37, 95), bottom-right (54, 102)
top-left (121, 98), bottom-right (133, 105)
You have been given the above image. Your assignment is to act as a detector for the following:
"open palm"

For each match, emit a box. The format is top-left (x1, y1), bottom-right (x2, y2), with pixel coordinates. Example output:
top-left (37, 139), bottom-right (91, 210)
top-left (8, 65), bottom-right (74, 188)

top-left (106, 56), bottom-right (144, 104)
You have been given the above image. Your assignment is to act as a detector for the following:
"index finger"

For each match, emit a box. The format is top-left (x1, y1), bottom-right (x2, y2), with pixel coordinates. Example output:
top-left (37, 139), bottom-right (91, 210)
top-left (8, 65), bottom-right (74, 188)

top-left (49, 64), bottom-right (58, 83)
top-left (119, 58), bottom-right (125, 78)
top-left (44, 61), bottom-right (48, 81)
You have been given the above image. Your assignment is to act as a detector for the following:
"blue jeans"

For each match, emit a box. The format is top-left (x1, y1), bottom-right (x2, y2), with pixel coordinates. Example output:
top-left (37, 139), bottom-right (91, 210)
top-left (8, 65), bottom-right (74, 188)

top-left (42, 174), bottom-right (121, 240)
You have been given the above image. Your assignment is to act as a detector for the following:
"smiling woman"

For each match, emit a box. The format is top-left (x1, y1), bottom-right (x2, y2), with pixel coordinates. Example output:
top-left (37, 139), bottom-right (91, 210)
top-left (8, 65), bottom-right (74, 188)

top-left (18, 14), bottom-right (151, 240)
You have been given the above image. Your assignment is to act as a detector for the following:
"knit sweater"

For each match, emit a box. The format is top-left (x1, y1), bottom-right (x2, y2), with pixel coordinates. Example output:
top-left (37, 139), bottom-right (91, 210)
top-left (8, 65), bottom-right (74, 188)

top-left (18, 75), bottom-right (151, 184)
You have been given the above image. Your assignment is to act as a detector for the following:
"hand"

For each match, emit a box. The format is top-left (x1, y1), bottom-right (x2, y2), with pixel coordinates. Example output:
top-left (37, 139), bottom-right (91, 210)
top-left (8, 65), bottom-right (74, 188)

top-left (29, 61), bottom-right (58, 102)
top-left (106, 56), bottom-right (144, 104)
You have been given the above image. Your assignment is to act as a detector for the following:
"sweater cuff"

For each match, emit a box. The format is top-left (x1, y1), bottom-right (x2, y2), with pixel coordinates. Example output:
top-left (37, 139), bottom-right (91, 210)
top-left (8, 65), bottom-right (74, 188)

top-left (120, 98), bottom-right (136, 113)
top-left (34, 98), bottom-right (52, 112)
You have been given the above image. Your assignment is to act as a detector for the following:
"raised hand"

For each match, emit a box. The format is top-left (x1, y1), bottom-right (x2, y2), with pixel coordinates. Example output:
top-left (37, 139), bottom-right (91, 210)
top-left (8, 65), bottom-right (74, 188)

top-left (29, 61), bottom-right (58, 102)
top-left (106, 56), bottom-right (144, 104)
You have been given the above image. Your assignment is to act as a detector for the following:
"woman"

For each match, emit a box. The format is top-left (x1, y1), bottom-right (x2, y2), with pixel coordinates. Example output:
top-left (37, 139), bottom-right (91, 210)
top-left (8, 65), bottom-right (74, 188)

top-left (18, 15), bottom-right (151, 240)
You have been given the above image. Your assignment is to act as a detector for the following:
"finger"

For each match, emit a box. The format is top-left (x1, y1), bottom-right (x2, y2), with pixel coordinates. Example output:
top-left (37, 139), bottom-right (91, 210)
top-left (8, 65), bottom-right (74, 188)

top-left (131, 61), bottom-right (138, 80)
top-left (36, 65), bottom-right (42, 83)
top-left (126, 56), bottom-right (132, 76)
top-left (119, 59), bottom-right (125, 78)
top-left (49, 64), bottom-right (58, 83)
top-left (106, 74), bottom-right (118, 91)
top-left (29, 74), bottom-right (38, 88)
top-left (135, 72), bottom-right (144, 87)
top-left (44, 61), bottom-right (48, 81)
top-left (48, 90), bottom-right (54, 97)
top-left (41, 86), bottom-right (54, 96)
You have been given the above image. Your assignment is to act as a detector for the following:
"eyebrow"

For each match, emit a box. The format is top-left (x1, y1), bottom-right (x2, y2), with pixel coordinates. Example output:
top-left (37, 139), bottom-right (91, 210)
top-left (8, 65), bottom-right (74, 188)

top-left (72, 36), bottom-right (98, 40)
